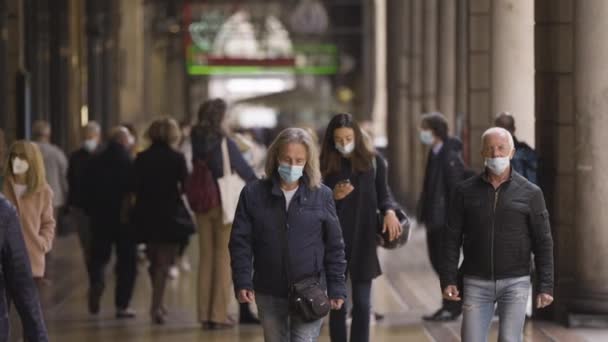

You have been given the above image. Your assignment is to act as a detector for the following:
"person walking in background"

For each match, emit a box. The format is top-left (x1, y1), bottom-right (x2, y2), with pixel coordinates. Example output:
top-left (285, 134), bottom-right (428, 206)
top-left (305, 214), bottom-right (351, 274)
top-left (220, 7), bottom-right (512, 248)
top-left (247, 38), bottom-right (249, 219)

top-left (67, 121), bottom-right (102, 267)
top-left (167, 120), bottom-right (195, 280)
top-left (417, 112), bottom-right (465, 322)
top-left (190, 98), bottom-right (258, 329)
top-left (494, 112), bottom-right (539, 185)
top-left (134, 118), bottom-right (191, 324)
top-left (32, 120), bottom-right (68, 235)
top-left (442, 127), bottom-right (554, 342)
top-left (230, 127), bottom-right (347, 342)
top-left (84, 127), bottom-right (137, 319)
top-left (2, 141), bottom-right (56, 292)
top-left (0, 194), bottom-right (49, 341)
top-left (320, 113), bottom-right (401, 342)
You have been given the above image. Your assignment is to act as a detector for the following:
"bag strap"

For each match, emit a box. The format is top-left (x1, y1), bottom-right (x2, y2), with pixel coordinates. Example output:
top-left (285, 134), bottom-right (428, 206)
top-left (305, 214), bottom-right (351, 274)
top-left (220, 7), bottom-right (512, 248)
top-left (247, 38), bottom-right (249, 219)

top-left (221, 138), bottom-right (232, 177)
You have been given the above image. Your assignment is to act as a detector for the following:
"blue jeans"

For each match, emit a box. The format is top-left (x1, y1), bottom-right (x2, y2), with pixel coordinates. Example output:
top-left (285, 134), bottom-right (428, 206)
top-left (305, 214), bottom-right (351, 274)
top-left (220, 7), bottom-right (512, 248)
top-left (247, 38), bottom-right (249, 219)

top-left (329, 280), bottom-right (372, 342)
top-left (462, 276), bottom-right (530, 342)
top-left (256, 294), bottom-right (324, 342)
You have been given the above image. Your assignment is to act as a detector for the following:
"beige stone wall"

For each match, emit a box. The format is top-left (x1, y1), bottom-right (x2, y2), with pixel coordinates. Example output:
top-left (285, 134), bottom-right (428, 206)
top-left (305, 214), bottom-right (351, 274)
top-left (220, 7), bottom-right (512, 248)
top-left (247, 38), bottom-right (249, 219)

top-left (535, 0), bottom-right (575, 320)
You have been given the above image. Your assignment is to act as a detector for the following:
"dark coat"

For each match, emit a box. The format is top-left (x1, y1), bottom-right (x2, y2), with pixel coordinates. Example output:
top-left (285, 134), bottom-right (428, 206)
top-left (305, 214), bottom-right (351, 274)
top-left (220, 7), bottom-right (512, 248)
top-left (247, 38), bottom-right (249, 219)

top-left (67, 147), bottom-right (95, 209)
top-left (133, 143), bottom-right (188, 243)
top-left (441, 171), bottom-right (554, 295)
top-left (229, 176), bottom-right (347, 300)
top-left (512, 138), bottom-right (538, 185)
top-left (190, 126), bottom-right (257, 183)
top-left (418, 138), bottom-right (465, 229)
top-left (323, 154), bottom-right (399, 281)
top-left (84, 142), bottom-right (134, 226)
top-left (0, 195), bottom-right (48, 341)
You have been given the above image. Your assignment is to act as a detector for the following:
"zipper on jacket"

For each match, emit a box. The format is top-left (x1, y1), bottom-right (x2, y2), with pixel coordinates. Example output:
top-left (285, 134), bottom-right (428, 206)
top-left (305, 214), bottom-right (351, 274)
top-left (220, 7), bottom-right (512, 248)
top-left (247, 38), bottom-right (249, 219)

top-left (490, 188), bottom-right (501, 280)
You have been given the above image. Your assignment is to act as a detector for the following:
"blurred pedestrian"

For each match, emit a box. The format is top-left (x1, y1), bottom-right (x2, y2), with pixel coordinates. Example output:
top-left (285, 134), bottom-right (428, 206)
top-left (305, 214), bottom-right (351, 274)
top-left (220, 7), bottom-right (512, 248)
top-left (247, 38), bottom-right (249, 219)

top-left (32, 120), bottom-right (68, 234)
top-left (67, 121), bottom-right (102, 266)
top-left (0, 194), bottom-right (49, 341)
top-left (230, 128), bottom-right (347, 342)
top-left (320, 113), bottom-right (401, 342)
top-left (442, 127), bottom-right (554, 342)
top-left (167, 120), bottom-right (195, 280)
top-left (190, 98), bottom-right (258, 329)
top-left (417, 112), bottom-right (465, 321)
top-left (2, 141), bottom-right (56, 291)
top-left (84, 127), bottom-right (137, 319)
top-left (495, 113), bottom-right (538, 185)
top-left (134, 118), bottom-right (192, 324)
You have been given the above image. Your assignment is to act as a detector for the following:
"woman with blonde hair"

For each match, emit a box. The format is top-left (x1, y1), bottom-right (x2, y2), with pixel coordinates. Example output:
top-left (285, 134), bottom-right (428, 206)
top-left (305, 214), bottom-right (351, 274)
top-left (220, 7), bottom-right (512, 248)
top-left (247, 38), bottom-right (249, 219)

top-left (2, 141), bottom-right (56, 289)
top-left (230, 127), bottom-right (347, 341)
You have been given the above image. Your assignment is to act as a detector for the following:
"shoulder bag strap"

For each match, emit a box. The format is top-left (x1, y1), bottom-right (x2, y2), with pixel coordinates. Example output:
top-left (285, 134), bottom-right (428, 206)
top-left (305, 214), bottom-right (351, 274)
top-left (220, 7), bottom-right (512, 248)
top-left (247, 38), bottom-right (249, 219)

top-left (221, 138), bottom-right (232, 177)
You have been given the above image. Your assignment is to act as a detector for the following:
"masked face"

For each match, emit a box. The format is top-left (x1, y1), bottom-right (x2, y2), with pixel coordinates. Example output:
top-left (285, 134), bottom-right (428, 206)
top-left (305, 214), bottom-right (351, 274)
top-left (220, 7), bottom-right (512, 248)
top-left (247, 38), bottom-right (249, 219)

top-left (419, 130), bottom-right (435, 145)
top-left (277, 164), bottom-right (305, 184)
top-left (484, 157), bottom-right (510, 175)
top-left (12, 157), bottom-right (29, 175)
top-left (83, 139), bottom-right (98, 153)
top-left (335, 141), bottom-right (355, 156)
top-left (277, 143), bottom-right (308, 184)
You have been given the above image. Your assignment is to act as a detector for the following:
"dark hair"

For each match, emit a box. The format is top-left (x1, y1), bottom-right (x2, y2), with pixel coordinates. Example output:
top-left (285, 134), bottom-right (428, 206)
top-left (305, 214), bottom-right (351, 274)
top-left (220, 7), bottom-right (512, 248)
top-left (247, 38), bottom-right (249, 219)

top-left (197, 98), bottom-right (227, 133)
top-left (494, 112), bottom-right (515, 134)
top-left (421, 112), bottom-right (448, 141)
top-left (320, 113), bottom-right (375, 177)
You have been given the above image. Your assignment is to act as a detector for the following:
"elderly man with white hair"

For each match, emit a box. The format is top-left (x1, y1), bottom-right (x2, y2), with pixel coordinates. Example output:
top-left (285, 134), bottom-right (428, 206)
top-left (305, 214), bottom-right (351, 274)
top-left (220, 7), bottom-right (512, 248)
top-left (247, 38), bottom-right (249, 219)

top-left (440, 127), bottom-right (554, 342)
top-left (67, 121), bottom-right (102, 268)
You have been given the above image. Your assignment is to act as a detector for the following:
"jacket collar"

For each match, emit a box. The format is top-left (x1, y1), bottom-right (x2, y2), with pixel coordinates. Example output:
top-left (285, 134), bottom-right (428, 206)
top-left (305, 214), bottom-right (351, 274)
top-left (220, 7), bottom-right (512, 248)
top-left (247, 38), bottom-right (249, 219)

top-left (270, 174), bottom-right (311, 205)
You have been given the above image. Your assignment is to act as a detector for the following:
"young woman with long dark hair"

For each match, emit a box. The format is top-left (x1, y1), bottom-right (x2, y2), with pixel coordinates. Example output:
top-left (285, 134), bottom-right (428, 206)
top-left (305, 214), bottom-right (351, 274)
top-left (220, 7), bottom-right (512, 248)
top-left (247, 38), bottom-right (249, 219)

top-left (320, 113), bottom-right (401, 342)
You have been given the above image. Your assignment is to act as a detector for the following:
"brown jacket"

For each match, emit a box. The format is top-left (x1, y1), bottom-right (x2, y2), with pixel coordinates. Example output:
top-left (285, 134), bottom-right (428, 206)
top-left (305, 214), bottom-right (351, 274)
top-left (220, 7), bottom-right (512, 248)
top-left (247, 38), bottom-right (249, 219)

top-left (2, 180), bottom-right (55, 277)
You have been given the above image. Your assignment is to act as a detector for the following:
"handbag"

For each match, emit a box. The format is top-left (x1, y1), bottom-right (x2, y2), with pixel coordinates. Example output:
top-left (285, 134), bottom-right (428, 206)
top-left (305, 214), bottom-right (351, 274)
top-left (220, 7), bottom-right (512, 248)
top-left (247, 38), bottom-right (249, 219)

top-left (376, 208), bottom-right (411, 249)
top-left (217, 138), bottom-right (246, 224)
top-left (173, 195), bottom-right (196, 240)
top-left (185, 158), bottom-right (221, 213)
top-left (278, 214), bottom-right (330, 322)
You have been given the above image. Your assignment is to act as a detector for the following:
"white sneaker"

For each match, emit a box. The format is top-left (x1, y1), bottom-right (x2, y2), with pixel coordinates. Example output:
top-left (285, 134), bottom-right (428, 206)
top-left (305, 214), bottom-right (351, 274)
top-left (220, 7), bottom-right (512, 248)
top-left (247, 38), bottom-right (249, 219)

top-left (168, 266), bottom-right (180, 279)
top-left (180, 258), bottom-right (191, 273)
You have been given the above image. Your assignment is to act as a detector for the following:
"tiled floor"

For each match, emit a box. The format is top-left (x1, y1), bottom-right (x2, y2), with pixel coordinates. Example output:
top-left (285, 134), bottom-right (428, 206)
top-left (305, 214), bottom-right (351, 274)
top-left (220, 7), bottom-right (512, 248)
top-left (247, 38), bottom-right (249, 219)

top-left (10, 224), bottom-right (606, 341)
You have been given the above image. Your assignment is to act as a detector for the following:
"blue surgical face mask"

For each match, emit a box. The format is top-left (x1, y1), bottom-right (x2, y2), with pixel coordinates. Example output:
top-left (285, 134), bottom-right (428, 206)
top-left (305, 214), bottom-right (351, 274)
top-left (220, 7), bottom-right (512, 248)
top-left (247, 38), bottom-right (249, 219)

top-left (419, 130), bottom-right (434, 145)
top-left (485, 157), bottom-right (510, 175)
top-left (278, 163), bottom-right (304, 184)
top-left (335, 141), bottom-right (355, 156)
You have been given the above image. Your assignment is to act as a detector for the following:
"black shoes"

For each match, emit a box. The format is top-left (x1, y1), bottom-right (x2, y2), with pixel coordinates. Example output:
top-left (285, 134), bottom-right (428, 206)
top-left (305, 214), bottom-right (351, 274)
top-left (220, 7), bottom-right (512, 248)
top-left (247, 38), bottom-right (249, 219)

top-left (88, 288), bottom-right (102, 315)
top-left (422, 308), bottom-right (461, 322)
top-left (239, 312), bottom-right (261, 325)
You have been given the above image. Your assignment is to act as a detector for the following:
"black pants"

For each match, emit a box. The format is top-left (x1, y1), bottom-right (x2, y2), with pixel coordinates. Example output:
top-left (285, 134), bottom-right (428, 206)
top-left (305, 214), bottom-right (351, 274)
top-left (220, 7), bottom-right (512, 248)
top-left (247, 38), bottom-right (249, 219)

top-left (329, 279), bottom-right (372, 342)
top-left (426, 227), bottom-right (463, 313)
top-left (88, 221), bottom-right (137, 310)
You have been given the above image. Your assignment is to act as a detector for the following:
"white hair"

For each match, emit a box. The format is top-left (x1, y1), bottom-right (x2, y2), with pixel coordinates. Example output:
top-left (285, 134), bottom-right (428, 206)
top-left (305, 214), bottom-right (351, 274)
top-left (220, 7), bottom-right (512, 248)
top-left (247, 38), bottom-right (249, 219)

top-left (85, 121), bottom-right (101, 134)
top-left (481, 127), bottom-right (515, 152)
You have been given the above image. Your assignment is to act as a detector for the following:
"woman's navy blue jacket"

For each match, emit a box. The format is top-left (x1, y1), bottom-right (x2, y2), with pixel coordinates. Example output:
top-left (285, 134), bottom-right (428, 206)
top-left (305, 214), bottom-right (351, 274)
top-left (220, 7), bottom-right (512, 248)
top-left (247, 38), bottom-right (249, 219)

top-left (0, 195), bottom-right (48, 341)
top-left (229, 175), bottom-right (347, 300)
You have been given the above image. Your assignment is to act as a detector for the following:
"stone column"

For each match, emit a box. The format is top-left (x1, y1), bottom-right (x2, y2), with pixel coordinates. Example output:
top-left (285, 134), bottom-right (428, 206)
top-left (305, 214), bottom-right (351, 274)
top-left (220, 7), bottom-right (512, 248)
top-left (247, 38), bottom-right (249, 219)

top-left (386, 0), bottom-right (411, 205)
top-left (491, 0), bottom-right (535, 146)
top-left (422, 0), bottom-right (438, 112)
top-left (568, 0), bottom-right (608, 316)
top-left (409, 0), bottom-right (425, 204)
top-left (438, 0), bottom-right (457, 131)
top-left (467, 0), bottom-right (491, 168)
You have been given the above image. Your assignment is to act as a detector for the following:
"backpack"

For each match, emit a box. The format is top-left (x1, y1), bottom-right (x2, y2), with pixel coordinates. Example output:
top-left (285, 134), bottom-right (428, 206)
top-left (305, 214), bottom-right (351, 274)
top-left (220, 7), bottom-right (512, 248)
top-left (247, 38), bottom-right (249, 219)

top-left (185, 159), bottom-right (221, 213)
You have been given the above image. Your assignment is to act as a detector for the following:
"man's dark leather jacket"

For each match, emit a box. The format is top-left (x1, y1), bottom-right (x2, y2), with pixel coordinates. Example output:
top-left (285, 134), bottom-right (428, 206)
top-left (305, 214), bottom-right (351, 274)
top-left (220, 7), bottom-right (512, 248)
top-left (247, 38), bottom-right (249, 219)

top-left (441, 170), bottom-right (554, 295)
top-left (0, 195), bottom-right (48, 341)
